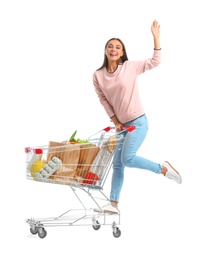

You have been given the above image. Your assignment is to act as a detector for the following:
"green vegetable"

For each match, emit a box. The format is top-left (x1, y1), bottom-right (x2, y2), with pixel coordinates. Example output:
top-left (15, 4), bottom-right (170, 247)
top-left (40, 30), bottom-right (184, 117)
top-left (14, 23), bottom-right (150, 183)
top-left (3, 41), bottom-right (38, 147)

top-left (76, 138), bottom-right (89, 143)
top-left (69, 130), bottom-right (89, 144)
top-left (69, 130), bottom-right (77, 142)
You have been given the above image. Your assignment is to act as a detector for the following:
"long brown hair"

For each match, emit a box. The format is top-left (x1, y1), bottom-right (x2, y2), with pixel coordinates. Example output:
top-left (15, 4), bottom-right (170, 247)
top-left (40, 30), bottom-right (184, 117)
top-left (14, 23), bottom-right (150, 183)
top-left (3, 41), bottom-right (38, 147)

top-left (97, 38), bottom-right (128, 71)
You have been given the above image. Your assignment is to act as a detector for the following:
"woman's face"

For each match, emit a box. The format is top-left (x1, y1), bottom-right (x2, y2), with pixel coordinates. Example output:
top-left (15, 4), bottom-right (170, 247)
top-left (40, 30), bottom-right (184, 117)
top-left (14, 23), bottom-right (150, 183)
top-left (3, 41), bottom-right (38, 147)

top-left (105, 40), bottom-right (124, 62)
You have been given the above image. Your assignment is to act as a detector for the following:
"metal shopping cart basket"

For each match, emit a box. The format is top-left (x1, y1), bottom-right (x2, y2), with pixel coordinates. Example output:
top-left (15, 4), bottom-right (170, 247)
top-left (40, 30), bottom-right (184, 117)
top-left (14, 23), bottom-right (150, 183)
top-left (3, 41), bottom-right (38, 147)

top-left (25, 126), bottom-right (135, 238)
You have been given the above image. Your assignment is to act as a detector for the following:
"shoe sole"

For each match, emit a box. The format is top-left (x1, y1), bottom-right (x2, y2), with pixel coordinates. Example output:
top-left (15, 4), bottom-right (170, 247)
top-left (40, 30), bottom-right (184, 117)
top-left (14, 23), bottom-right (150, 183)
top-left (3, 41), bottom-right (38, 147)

top-left (104, 210), bottom-right (118, 214)
top-left (165, 161), bottom-right (179, 174)
top-left (94, 208), bottom-right (119, 214)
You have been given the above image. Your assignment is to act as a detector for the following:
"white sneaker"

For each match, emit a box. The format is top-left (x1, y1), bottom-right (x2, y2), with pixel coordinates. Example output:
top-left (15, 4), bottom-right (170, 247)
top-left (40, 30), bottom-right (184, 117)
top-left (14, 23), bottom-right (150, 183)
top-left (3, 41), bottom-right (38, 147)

top-left (93, 202), bottom-right (119, 214)
top-left (102, 203), bottom-right (119, 214)
top-left (162, 161), bottom-right (182, 184)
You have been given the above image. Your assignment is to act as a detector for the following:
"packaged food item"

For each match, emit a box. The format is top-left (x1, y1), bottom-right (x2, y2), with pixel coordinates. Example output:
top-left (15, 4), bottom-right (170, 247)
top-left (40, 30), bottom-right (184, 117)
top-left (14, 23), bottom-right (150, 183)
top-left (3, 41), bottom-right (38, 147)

top-left (30, 157), bottom-right (62, 181)
top-left (83, 172), bottom-right (99, 185)
top-left (30, 160), bottom-right (44, 173)
top-left (27, 152), bottom-right (42, 171)
top-left (75, 144), bottom-right (100, 180)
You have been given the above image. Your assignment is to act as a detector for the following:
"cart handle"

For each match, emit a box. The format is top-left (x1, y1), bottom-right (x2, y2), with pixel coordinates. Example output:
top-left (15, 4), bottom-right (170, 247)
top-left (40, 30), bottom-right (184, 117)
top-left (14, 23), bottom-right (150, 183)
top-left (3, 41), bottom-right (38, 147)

top-left (25, 147), bottom-right (43, 154)
top-left (103, 125), bottom-right (135, 133)
top-left (121, 125), bottom-right (136, 132)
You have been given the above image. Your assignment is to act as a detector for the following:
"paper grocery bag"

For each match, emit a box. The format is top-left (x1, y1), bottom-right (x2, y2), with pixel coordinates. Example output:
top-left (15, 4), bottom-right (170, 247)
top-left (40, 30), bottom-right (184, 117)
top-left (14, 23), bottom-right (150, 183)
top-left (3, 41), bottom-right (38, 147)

top-left (47, 141), bottom-right (80, 167)
top-left (49, 167), bottom-right (75, 185)
top-left (47, 141), bottom-right (80, 184)
top-left (75, 144), bottom-right (100, 179)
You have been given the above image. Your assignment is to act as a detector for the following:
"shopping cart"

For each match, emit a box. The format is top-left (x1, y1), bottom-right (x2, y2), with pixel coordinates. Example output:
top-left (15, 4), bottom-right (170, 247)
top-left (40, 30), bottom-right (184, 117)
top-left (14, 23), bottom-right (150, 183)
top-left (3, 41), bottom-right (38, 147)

top-left (25, 126), bottom-right (135, 238)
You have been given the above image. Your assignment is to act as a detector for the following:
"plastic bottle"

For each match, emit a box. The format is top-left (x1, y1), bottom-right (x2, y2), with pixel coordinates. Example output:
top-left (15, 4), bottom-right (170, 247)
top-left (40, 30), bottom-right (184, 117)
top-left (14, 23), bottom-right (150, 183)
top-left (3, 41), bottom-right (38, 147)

top-left (27, 148), bottom-right (43, 171)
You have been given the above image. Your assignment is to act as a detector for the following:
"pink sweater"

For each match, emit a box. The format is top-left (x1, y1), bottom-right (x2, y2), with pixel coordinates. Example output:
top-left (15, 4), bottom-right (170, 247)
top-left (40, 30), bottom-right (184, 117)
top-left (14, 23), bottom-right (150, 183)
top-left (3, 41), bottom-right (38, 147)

top-left (93, 50), bottom-right (161, 124)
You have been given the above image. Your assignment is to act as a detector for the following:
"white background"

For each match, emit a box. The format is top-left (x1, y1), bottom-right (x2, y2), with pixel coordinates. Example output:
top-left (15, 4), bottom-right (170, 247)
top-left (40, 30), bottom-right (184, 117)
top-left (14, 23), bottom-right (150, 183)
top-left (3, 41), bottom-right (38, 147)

top-left (1, 0), bottom-right (214, 259)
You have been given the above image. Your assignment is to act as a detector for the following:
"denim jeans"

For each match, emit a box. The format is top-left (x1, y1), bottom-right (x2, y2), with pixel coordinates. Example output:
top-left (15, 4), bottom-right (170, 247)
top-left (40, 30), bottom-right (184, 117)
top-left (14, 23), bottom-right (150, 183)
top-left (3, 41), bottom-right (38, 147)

top-left (110, 114), bottom-right (162, 202)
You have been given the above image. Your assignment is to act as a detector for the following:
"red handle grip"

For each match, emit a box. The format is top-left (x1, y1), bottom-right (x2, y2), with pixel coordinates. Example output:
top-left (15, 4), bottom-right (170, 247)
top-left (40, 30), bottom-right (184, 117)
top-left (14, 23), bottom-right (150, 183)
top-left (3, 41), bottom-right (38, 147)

top-left (103, 125), bottom-right (136, 133)
top-left (103, 126), bottom-right (111, 132)
top-left (121, 125), bottom-right (136, 132)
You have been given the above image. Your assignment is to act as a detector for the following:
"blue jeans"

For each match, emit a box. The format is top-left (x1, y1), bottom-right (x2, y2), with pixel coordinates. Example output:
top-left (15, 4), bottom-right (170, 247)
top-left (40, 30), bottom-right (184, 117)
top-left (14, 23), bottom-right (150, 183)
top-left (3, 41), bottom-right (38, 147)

top-left (110, 114), bottom-right (162, 202)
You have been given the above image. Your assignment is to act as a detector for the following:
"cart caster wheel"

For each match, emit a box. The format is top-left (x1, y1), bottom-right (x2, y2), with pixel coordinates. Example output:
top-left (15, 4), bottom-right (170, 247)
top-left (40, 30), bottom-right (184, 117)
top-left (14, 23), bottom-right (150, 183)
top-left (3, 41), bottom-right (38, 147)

top-left (113, 228), bottom-right (121, 238)
top-left (38, 228), bottom-right (47, 239)
top-left (30, 226), bottom-right (38, 235)
top-left (92, 221), bottom-right (101, 230)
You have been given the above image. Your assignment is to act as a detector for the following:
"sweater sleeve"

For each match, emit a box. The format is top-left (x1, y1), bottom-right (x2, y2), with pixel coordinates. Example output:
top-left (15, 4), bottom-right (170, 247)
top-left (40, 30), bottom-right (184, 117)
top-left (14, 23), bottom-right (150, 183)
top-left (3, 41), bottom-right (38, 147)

top-left (93, 72), bottom-right (115, 118)
top-left (133, 50), bottom-right (161, 75)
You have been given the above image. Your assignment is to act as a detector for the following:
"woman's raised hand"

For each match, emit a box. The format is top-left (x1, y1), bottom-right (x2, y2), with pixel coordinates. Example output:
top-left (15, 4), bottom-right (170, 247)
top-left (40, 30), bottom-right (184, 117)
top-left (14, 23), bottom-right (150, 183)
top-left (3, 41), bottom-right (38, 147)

top-left (151, 20), bottom-right (160, 39)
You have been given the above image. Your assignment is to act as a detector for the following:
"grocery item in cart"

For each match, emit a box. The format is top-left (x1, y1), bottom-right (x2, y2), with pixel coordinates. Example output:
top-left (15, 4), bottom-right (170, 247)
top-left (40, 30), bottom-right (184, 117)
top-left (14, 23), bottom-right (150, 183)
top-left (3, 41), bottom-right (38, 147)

top-left (88, 136), bottom-right (117, 182)
top-left (76, 144), bottom-right (100, 180)
top-left (106, 135), bottom-right (117, 152)
top-left (30, 159), bottom-right (44, 180)
top-left (27, 150), bottom-right (43, 171)
top-left (47, 130), bottom-right (100, 184)
top-left (49, 166), bottom-right (76, 185)
top-left (47, 141), bottom-right (80, 168)
top-left (67, 130), bottom-right (100, 181)
top-left (29, 156), bottom-right (62, 181)
top-left (47, 141), bottom-right (80, 184)
top-left (83, 171), bottom-right (99, 185)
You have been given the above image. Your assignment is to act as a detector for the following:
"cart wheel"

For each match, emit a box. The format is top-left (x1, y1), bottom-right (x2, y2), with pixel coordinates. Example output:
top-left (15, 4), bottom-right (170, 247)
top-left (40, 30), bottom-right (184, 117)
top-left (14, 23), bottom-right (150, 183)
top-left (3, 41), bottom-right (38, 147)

top-left (38, 228), bottom-right (47, 239)
top-left (113, 228), bottom-right (121, 238)
top-left (30, 226), bottom-right (38, 235)
top-left (92, 221), bottom-right (101, 230)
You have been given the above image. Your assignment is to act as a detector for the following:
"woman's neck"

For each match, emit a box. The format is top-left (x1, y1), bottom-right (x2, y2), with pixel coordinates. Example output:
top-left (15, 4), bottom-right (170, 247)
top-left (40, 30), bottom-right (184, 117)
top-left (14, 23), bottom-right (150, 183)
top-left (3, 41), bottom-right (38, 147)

top-left (107, 62), bottom-right (118, 73)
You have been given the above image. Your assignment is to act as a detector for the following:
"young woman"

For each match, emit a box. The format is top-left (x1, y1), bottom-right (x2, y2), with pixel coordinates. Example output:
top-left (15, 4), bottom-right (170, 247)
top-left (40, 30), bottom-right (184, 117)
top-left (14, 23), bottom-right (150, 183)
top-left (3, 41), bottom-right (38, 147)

top-left (93, 20), bottom-right (182, 214)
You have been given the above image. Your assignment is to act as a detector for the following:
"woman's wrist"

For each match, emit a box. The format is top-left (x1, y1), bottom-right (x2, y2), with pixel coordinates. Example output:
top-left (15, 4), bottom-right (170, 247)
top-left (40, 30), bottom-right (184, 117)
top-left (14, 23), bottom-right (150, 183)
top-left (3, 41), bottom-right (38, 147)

top-left (111, 115), bottom-right (123, 130)
top-left (153, 36), bottom-right (160, 50)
